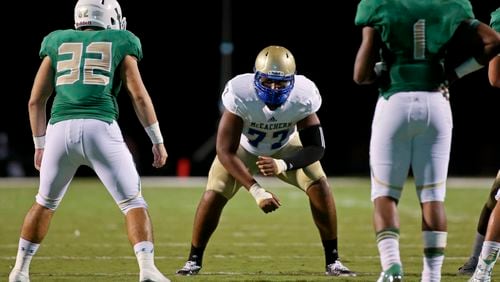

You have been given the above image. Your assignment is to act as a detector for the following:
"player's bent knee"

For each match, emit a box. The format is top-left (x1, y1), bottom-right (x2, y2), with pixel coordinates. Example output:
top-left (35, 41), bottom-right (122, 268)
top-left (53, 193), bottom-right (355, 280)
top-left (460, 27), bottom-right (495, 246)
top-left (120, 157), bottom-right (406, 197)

top-left (119, 196), bottom-right (148, 214)
top-left (35, 193), bottom-right (61, 210)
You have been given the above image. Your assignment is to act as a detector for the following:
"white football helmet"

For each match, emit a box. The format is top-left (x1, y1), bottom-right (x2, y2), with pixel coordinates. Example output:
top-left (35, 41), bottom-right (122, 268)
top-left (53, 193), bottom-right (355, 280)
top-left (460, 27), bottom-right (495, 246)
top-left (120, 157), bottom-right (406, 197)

top-left (74, 0), bottom-right (127, 30)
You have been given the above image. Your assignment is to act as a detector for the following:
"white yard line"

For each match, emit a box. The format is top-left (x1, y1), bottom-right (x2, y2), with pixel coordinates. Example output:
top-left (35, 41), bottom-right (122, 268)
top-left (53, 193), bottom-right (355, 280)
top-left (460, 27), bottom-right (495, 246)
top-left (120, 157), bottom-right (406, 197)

top-left (0, 176), bottom-right (494, 188)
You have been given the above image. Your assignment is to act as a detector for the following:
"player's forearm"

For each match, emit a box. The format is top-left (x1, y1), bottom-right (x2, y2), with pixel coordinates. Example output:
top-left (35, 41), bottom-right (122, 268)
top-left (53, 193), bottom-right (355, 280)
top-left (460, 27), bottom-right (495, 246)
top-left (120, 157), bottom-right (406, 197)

top-left (475, 22), bottom-right (500, 65)
top-left (130, 95), bottom-right (165, 144)
top-left (28, 102), bottom-right (47, 138)
top-left (131, 94), bottom-right (159, 128)
top-left (354, 26), bottom-right (379, 85)
top-left (489, 56), bottom-right (500, 88)
top-left (218, 153), bottom-right (256, 190)
top-left (281, 125), bottom-right (325, 170)
top-left (28, 57), bottom-right (53, 137)
top-left (282, 146), bottom-right (324, 170)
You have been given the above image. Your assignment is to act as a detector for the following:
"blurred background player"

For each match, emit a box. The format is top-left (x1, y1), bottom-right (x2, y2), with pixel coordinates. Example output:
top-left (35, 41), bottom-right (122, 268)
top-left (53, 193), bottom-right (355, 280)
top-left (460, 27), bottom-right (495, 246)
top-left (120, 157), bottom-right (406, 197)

top-left (460, 7), bottom-right (500, 281)
top-left (353, 0), bottom-right (500, 281)
top-left (176, 45), bottom-right (355, 277)
top-left (8, 0), bottom-right (170, 281)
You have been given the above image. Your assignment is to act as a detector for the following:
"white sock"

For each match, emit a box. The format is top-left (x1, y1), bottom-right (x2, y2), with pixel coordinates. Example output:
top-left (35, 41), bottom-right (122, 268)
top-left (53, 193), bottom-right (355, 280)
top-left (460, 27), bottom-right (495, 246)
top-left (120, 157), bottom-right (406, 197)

top-left (421, 231), bottom-right (447, 282)
top-left (471, 232), bottom-right (485, 258)
top-left (377, 238), bottom-right (401, 271)
top-left (422, 255), bottom-right (444, 282)
top-left (477, 241), bottom-right (500, 271)
top-left (134, 241), bottom-right (155, 271)
top-left (13, 238), bottom-right (40, 273)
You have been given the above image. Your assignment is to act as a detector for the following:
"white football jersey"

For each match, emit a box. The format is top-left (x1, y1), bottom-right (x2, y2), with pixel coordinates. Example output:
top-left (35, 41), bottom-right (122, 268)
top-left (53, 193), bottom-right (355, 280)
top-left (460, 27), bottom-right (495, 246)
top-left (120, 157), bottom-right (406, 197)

top-left (222, 73), bottom-right (321, 156)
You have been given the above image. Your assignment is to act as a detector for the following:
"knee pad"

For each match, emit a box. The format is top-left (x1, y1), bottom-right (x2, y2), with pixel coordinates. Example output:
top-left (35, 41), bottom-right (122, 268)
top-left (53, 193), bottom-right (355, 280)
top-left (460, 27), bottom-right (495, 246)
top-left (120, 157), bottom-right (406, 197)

top-left (35, 193), bottom-right (61, 210)
top-left (119, 196), bottom-right (148, 214)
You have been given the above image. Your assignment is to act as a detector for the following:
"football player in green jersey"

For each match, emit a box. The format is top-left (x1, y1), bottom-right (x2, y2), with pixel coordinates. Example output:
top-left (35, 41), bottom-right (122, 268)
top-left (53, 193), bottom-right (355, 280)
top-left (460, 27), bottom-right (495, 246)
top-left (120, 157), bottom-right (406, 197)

top-left (8, 0), bottom-right (170, 281)
top-left (459, 7), bottom-right (500, 281)
top-left (489, 8), bottom-right (500, 88)
top-left (353, 0), bottom-right (500, 281)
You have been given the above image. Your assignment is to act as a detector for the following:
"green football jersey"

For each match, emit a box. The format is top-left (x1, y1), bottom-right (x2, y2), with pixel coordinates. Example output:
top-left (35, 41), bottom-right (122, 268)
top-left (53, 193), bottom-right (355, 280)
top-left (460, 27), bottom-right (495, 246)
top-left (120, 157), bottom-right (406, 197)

top-left (491, 8), bottom-right (500, 32)
top-left (40, 29), bottom-right (143, 124)
top-left (355, 0), bottom-right (474, 98)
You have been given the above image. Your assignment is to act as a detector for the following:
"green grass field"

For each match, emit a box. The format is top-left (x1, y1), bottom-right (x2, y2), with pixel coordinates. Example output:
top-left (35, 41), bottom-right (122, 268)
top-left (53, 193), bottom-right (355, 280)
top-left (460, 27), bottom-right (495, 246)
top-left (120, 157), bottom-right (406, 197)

top-left (0, 177), bottom-right (496, 281)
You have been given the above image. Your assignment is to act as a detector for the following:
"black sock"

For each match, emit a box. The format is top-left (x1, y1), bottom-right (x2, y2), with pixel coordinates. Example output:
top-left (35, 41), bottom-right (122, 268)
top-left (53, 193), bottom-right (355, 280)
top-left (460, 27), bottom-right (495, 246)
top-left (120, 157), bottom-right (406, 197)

top-left (188, 244), bottom-right (205, 266)
top-left (322, 239), bottom-right (339, 266)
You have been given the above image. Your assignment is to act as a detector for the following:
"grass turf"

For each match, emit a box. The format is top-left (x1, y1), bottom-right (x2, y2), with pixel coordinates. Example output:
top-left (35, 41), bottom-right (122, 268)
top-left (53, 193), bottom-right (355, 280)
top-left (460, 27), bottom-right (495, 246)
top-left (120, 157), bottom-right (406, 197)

top-left (0, 177), bottom-right (494, 281)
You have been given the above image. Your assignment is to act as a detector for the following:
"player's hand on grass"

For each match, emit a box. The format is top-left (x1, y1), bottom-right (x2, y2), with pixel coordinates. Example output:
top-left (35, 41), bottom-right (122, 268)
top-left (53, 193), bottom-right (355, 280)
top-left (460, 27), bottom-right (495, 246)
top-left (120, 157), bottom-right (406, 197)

top-left (258, 192), bottom-right (281, 213)
top-left (249, 183), bottom-right (281, 213)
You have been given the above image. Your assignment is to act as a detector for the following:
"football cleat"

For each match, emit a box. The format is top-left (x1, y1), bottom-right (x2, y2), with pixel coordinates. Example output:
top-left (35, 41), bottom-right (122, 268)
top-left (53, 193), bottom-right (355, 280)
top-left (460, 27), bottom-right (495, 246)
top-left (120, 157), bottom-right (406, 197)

top-left (325, 259), bottom-right (357, 276)
top-left (8, 269), bottom-right (30, 282)
top-left (376, 263), bottom-right (403, 282)
top-left (139, 266), bottom-right (170, 282)
top-left (469, 262), bottom-right (493, 282)
top-left (176, 260), bottom-right (202, 276)
top-left (458, 256), bottom-right (479, 276)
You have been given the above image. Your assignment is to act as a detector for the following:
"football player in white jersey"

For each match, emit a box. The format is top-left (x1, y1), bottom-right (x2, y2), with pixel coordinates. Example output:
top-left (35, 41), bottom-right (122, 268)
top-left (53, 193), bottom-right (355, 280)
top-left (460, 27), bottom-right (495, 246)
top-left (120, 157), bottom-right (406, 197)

top-left (176, 45), bottom-right (355, 277)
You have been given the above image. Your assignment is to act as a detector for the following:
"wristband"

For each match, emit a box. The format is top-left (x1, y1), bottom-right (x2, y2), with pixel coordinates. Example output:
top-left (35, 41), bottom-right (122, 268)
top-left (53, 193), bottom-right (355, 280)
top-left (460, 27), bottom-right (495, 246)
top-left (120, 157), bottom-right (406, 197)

top-left (33, 135), bottom-right (45, 149)
top-left (145, 122), bottom-right (164, 144)
top-left (274, 159), bottom-right (288, 174)
top-left (374, 61), bottom-right (387, 77)
top-left (454, 57), bottom-right (483, 78)
top-left (249, 183), bottom-right (272, 205)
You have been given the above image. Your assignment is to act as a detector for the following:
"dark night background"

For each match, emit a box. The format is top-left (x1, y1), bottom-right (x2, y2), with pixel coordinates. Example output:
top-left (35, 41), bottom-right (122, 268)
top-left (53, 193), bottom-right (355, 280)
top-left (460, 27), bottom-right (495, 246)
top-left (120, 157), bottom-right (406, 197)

top-left (1, 1), bottom-right (498, 178)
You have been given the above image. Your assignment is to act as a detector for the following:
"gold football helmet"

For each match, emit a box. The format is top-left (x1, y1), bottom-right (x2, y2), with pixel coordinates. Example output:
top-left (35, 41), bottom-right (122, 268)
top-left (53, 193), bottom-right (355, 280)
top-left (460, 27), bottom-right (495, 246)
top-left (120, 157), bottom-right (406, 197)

top-left (254, 46), bottom-right (296, 107)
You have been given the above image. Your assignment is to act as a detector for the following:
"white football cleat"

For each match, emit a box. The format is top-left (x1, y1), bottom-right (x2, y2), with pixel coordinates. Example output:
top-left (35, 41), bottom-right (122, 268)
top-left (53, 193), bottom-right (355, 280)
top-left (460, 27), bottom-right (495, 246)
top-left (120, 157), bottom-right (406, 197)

top-left (176, 260), bottom-right (202, 276)
top-left (140, 266), bottom-right (170, 282)
top-left (325, 259), bottom-right (356, 276)
top-left (8, 269), bottom-right (30, 282)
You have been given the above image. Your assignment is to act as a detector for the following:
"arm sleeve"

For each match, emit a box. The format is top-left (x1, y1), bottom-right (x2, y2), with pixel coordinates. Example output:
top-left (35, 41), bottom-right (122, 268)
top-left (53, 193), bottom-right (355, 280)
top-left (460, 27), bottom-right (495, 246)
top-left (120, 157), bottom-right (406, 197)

top-left (282, 124), bottom-right (325, 170)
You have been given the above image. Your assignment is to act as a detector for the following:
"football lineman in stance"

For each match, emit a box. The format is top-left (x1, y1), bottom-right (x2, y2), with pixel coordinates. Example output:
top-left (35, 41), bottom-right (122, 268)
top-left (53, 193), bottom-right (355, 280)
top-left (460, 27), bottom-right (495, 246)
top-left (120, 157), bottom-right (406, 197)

top-left (176, 45), bottom-right (356, 277)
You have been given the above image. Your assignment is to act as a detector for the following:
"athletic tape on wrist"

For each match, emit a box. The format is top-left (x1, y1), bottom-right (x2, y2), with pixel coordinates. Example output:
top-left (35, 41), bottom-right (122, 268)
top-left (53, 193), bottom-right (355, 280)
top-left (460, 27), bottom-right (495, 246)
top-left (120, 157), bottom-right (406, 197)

top-left (145, 122), bottom-right (164, 144)
top-left (274, 159), bottom-right (288, 174)
top-left (33, 135), bottom-right (45, 149)
top-left (454, 57), bottom-right (483, 78)
top-left (249, 183), bottom-right (272, 204)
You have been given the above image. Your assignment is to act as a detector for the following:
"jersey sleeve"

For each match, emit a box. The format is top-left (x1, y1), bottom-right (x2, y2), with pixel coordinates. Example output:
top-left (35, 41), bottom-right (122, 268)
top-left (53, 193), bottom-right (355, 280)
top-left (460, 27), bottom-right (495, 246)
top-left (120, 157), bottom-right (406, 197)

top-left (121, 31), bottom-right (143, 61)
top-left (355, 0), bottom-right (380, 26)
top-left (221, 80), bottom-right (248, 118)
top-left (39, 30), bottom-right (60, 59)
top-left (455, 0), bottom-right (475, 19)
top-left (491, 8), bottom-right (500, 32)
top-left (310, 84), bottom-right (322, 113)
